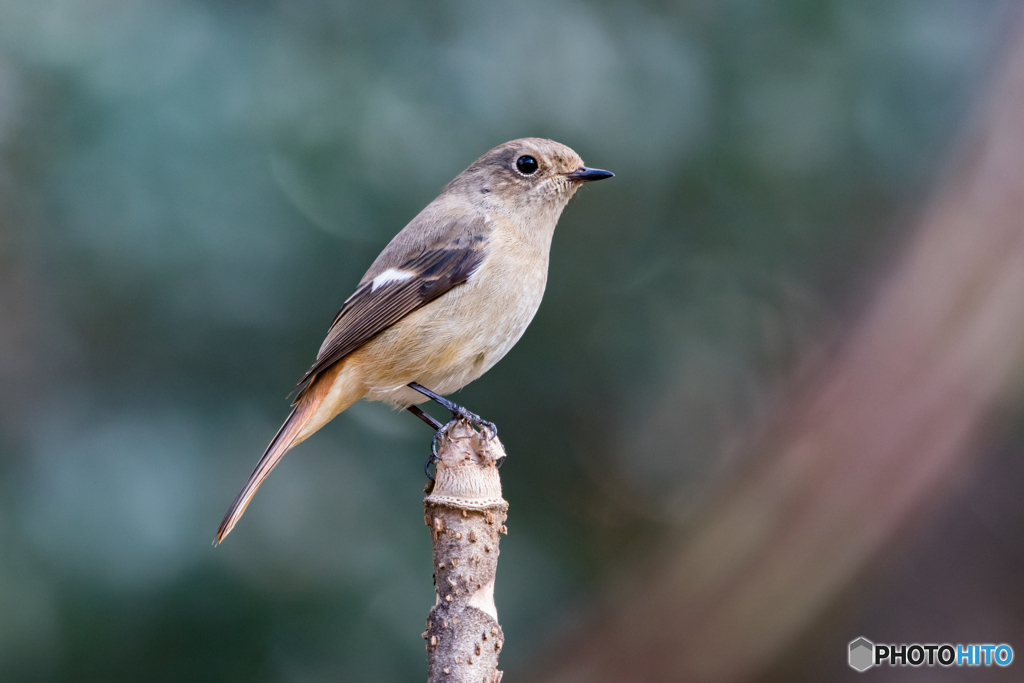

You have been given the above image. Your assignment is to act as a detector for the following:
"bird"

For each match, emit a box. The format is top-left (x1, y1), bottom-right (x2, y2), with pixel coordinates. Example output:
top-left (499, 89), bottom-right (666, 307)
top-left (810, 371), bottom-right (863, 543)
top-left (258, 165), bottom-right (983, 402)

top-left (215, 138), bottom-right (613, 543)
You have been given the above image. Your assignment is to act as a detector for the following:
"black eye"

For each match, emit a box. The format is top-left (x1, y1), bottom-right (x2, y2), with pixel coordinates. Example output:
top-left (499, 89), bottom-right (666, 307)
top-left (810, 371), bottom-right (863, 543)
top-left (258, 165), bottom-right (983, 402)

top-left (516, 155), bottom-right (538, 174)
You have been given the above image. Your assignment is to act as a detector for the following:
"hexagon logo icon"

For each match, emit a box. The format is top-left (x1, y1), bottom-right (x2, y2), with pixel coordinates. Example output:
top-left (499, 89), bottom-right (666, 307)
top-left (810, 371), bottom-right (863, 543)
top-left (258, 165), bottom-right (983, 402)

top-left (849, 637), bottom-right (874, 672)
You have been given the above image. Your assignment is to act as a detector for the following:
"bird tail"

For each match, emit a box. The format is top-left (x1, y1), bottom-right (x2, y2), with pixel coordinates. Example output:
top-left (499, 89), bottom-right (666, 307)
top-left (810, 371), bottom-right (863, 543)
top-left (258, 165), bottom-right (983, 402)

top-left (214, 362), bottom-right (351, 544)
top-left (214, 404), bottom-right (308, 544)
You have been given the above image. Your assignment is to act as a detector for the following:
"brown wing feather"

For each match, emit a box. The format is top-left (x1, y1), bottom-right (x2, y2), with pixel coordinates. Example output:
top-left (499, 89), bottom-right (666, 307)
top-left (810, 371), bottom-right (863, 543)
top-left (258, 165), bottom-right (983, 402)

top-left (295, 215), bottom-right (490, 389)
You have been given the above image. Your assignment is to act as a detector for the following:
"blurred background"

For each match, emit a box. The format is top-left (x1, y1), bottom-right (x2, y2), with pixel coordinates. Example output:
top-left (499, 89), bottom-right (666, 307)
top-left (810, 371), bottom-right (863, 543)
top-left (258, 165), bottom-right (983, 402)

top-left (0, 0), bottom-right (1020, 681)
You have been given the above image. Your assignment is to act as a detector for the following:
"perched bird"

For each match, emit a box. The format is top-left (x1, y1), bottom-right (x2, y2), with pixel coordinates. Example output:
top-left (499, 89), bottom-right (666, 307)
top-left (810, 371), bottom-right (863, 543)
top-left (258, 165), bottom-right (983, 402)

top-left (215, 138), bottom-right (613, 543)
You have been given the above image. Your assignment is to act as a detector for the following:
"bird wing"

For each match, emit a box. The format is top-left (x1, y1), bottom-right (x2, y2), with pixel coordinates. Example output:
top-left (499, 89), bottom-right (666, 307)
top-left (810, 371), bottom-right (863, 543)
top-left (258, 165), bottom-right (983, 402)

top-left (296, 212), bottom-right (491, 390)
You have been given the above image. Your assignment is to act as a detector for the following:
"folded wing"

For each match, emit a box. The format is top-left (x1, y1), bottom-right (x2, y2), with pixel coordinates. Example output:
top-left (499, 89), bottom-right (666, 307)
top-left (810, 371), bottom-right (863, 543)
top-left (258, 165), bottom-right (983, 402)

top-left (297, 213), bottom-right (491, 391)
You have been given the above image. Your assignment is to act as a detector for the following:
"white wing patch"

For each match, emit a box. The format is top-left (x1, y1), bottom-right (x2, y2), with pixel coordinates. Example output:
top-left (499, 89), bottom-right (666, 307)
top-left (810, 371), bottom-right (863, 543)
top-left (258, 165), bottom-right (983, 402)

top-left (371, 268), bottom-right (415, 291)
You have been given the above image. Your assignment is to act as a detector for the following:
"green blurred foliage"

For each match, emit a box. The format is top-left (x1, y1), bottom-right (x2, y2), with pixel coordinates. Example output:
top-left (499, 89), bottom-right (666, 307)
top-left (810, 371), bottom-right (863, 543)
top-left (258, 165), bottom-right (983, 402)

top-left (0, 0), bottom-right (1002, 680)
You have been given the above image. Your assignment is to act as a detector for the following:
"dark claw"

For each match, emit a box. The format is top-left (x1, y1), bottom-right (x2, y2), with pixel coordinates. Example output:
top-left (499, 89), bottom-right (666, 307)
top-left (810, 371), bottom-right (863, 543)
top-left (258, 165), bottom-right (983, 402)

top-left (424, 424), bottom-right (448, 482)
top-left (431, 425), bottom-right (446, 460)
top-left (452, 406), bottom-right (497, 439)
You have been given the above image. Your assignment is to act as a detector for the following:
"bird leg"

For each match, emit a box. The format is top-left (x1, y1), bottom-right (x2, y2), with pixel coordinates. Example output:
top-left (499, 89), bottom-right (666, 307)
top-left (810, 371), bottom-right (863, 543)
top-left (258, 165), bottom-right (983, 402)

top-left (407, 404), bottom-right (443, 430)
top-left (407, 382), bottom-right (498, 437)
top-left (405, 382), bottom-right (497, 436)
top-left (406, 404), bottom-right (445, 481)
top-left (407, 383), bottom-right (497, 434)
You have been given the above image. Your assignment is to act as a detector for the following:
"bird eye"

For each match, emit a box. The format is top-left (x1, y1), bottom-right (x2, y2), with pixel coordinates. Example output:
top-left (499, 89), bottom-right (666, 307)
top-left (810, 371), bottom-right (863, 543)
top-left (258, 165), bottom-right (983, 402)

top-left (515, 155), bottom-right (538, 175)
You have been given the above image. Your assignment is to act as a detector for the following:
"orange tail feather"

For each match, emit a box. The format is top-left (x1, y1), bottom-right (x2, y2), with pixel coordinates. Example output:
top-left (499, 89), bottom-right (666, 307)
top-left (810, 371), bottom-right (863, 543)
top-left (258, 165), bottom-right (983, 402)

top-left (214, 365), bottom-right (344, 544)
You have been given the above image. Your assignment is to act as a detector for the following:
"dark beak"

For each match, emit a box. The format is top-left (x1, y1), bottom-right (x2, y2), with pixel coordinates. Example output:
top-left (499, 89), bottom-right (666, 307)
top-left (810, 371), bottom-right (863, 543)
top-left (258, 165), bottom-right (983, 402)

top-left (566, 166), bottom-right (615, 182)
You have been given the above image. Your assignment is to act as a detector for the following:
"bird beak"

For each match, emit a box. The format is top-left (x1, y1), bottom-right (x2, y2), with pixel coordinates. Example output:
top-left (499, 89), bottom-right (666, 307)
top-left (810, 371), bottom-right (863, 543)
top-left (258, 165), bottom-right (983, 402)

top-left (565, 166), bottom-right (615, 182)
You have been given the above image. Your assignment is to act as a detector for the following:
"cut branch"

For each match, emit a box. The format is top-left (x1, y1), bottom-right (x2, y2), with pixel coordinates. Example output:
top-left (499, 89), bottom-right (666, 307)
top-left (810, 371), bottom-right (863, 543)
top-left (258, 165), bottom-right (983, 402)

top-left (422, 420), bottom-right (508, 683)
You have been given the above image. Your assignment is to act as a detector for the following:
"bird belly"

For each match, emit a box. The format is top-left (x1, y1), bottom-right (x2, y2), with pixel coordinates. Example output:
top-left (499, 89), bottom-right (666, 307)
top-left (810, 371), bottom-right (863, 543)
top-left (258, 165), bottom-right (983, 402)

top-left (356, 246), bottom-right (548, 407)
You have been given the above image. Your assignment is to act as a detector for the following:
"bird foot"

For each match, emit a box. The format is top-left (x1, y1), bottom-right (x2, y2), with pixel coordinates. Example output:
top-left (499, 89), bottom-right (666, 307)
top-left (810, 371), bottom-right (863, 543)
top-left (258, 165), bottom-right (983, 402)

top-left (407, 384), bottom-right (499, 482)
top-left (447, 407), bottom-right (498, 440)
top-left (424, 416), bottom-right (504, 480)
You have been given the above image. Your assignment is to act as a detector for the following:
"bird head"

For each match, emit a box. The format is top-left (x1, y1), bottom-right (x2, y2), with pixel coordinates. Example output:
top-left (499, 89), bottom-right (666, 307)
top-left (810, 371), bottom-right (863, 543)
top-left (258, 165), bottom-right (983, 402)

top-left (447, 138), bottom-right (613, 217)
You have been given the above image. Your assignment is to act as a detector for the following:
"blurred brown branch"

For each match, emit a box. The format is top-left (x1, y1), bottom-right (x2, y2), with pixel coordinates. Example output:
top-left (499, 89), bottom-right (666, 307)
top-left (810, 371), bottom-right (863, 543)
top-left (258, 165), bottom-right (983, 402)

top-left (537, 13), bottom-right (1024, 683)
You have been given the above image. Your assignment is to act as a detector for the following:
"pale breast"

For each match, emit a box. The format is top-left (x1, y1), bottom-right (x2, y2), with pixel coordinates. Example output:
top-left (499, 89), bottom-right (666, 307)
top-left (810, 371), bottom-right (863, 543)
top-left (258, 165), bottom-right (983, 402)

top-left (357, 227), bottom-right (550, 405)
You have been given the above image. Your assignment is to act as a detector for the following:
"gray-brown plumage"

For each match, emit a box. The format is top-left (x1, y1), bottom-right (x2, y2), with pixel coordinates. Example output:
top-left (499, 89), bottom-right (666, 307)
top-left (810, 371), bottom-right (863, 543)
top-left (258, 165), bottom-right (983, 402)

top-left (216, 138), bottom-right (612, 543)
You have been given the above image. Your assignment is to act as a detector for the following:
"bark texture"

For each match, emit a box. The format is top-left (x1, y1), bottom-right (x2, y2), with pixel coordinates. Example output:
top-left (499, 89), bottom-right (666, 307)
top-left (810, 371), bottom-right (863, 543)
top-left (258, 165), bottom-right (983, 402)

top-left (423, 420), bottom-right (508, 683)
